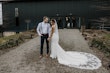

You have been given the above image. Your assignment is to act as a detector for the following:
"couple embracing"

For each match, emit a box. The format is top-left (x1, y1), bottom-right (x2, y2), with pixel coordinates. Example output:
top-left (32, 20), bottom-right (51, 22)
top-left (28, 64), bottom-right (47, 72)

top-left (37, 16), bottom-right (102, 70)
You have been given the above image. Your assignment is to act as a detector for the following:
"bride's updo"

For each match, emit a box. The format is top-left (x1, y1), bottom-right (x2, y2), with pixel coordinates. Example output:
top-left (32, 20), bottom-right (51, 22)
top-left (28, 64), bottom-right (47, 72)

top-left (50, 19), bottom-right (56, 26)
top-left (51, 19), bottom-right (55, 23)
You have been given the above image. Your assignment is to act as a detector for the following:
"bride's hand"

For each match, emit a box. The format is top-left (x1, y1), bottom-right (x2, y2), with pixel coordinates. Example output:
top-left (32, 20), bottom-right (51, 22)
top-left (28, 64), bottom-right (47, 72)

top-left (47, 37), bottom-right (51, 41)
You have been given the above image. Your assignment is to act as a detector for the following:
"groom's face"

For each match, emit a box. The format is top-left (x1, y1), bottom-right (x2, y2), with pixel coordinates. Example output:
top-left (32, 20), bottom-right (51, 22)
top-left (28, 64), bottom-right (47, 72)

top-left (44, 18), bottom-right (49, 23)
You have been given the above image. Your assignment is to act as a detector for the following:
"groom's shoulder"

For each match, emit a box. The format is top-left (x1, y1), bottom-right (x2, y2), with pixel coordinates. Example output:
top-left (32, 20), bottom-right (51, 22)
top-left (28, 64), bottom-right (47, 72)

top-left (38, 22), bottom-right (43, 25)
top-left (47, 23), bottom-right (50, 25)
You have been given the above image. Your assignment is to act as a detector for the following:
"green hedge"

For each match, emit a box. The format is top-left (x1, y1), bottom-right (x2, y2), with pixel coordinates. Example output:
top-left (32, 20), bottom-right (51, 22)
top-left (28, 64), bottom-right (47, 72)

top-left (0, 34), bottom-right (24, 49)
top-left (91, 35), bottom-right (110, 57)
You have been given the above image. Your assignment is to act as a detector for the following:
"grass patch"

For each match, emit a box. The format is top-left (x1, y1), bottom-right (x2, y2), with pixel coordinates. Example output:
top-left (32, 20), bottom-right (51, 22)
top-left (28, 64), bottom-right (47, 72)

top-left (91, 33), bottom-right (110, 57)
top-left (0, 34), bottom-right (24, 49)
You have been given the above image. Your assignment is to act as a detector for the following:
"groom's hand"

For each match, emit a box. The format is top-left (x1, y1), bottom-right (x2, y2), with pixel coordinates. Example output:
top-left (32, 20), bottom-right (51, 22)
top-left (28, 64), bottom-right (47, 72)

top-left (39, 34), bottom-right (43, 36)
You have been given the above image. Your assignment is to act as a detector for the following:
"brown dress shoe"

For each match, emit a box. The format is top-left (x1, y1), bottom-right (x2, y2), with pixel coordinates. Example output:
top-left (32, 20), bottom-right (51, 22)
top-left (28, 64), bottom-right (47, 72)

top-left (46, 54), bottom-right (49, 58)
top-left (39, 55), bottom-right (43, 59)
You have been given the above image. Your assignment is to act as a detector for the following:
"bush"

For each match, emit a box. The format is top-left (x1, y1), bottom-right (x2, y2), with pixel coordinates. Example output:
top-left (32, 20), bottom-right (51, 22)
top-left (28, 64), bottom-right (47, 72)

top-left (91, 37), bottom-right (110, 57)
top-left (0, 34), bottom-right (24, 49)
top-left (0, 29), bottom-right (36, 50)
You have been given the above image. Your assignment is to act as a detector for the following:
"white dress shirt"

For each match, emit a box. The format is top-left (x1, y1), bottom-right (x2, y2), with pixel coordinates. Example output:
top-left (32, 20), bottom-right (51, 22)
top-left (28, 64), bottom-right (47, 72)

top-left (37, 22), bottom-right (50, 36)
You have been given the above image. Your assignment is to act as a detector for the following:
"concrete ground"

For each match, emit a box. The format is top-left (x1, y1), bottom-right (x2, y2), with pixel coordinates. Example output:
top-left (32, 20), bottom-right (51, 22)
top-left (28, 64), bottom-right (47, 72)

top-left (0, 29), bottom-right (109, 73)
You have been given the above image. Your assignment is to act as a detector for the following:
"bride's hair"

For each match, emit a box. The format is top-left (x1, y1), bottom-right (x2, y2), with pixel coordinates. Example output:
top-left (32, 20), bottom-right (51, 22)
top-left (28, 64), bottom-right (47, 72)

top-left (50, 19), bottom-right (56, 23)
top-left (50, 19), bottom-right (56, 26)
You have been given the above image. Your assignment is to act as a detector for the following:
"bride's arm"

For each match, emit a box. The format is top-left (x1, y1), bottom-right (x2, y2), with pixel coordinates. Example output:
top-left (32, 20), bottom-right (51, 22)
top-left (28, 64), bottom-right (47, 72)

top-left (50, 25), bottom-right (55, 38)
top-left (48, 25), bottom-right (55, 40)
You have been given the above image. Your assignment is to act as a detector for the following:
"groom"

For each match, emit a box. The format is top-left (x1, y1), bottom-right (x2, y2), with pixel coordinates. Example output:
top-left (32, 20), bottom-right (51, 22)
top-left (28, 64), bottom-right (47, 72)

top-left (37, 16), bottom-right (50, 58)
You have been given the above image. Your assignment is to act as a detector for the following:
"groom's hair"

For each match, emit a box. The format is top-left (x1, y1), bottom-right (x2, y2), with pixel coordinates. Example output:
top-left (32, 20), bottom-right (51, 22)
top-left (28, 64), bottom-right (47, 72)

top-left (43, 16), bottom-right (49, 20)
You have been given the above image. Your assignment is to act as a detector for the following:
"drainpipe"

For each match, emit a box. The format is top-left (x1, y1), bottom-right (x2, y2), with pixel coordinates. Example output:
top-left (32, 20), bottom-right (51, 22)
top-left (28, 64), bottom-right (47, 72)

top-left (15, 8), bottom-right (19, 34)
top-left (79, 17), bottom-right (81, 31)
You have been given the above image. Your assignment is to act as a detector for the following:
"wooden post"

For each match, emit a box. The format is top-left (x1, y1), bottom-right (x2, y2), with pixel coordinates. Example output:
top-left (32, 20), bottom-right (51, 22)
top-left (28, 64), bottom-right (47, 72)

top-left (25, 19), bottom-right (31, 31)
top-left (79, 17), bottom-right (81, 30)
top-left (0, 26), bottom-right (3, 37)
top-left (81, 17), bottom-right (85, 34)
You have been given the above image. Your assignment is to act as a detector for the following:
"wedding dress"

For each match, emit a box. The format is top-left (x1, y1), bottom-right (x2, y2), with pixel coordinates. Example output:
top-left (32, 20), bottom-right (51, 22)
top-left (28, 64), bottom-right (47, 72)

top-left (50, 20), bottom-right (102, 70)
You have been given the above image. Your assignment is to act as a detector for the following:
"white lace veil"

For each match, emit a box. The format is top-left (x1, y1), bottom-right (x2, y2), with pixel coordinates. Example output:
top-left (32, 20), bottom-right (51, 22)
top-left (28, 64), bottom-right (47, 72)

top-left (54, 19), bottom-right (59, 42)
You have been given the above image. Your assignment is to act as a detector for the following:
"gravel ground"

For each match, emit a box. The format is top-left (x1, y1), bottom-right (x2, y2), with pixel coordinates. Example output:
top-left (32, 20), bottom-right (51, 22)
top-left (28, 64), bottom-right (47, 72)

top-left (0, 29), bottom-right (109, 73)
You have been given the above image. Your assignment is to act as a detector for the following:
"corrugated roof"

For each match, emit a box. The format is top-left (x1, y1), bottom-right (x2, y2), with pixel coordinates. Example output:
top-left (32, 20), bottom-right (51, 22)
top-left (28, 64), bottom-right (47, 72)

top-left (0, 0), bottom-right (109, 1)
top-left (0, 0), bottom-right (13, 1)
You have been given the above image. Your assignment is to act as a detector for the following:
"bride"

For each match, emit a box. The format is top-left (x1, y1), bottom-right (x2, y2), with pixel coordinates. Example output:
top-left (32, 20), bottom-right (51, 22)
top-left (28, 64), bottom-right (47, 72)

top-left (47, 19), bottom-right (102, 70)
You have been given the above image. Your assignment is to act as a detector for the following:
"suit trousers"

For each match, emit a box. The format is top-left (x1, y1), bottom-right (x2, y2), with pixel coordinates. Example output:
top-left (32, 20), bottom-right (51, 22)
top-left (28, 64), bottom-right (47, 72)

top-left (40, 34), bottom-right (49, 55)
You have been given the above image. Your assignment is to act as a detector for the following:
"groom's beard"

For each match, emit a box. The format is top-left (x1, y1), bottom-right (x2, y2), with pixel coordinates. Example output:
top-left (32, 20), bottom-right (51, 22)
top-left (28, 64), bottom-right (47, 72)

top-left (45, 22), bottom-right (49, 23)
top-left (44, 21), bottom-right (48, 23)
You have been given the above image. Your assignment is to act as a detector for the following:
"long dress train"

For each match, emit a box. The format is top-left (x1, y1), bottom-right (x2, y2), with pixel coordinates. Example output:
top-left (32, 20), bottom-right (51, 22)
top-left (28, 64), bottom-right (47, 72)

top-left (50, 33), bottom-right (101, 70)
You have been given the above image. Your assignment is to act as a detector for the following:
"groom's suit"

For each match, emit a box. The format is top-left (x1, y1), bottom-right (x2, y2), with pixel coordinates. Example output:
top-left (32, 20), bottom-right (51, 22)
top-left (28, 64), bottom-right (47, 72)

top-left (37, 22), bottom-right (50, 55)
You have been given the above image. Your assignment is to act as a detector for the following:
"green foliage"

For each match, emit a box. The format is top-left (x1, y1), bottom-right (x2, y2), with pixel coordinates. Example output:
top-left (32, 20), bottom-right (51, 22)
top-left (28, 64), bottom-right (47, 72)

top-left (0, 30), bottom-right (36, 50)
top-left (91, 36), bottom-right (110, 57)
top-left (0, 34), bottom-right (24, 49)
